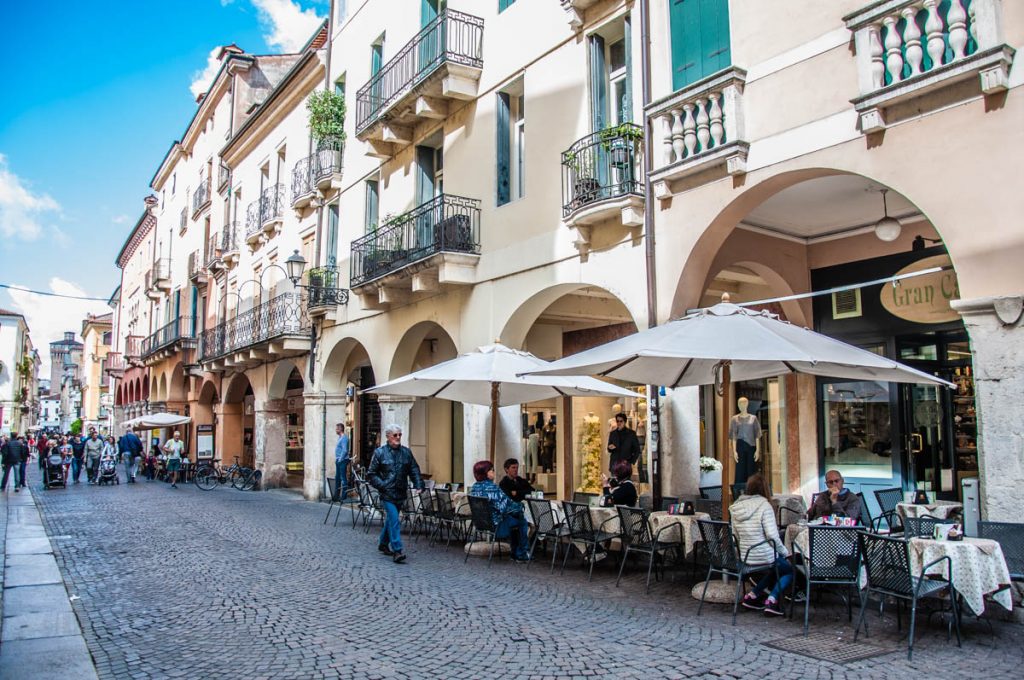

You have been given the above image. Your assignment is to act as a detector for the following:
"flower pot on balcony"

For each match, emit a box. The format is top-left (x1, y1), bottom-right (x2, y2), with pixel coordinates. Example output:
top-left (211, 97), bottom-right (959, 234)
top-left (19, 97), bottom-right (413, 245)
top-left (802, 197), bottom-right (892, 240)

top-left (610, 145), bottom-right (631, 169)
top-left (572, 177), bottom-right (600, 210)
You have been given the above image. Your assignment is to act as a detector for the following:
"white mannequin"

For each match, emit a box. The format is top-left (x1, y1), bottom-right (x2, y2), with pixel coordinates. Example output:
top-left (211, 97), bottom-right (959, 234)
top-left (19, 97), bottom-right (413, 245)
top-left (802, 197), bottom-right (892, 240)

top-left (731, 397), bottom-right (761, 464)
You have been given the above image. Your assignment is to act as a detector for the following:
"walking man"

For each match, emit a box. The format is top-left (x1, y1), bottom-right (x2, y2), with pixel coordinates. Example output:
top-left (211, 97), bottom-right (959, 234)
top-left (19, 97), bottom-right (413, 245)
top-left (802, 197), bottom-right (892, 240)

top-left (334, 422), bottom-right (350, 501)
top-left (70, 434), bottom-right (86, 483)
top-left (162, 430), bottom-right (185, 488)
top-left (83, 430), bottom-right (104, 484)
top-left (17, 434), bottom-right (30, 488)
top-left (607, 412), bottom-right (641, 473)
top-left (366, 424), bottom-right (423, 564)
top-left (118, 426), bottom-right (144, 483)
top-left (1, 434), bottom-right (26, 492)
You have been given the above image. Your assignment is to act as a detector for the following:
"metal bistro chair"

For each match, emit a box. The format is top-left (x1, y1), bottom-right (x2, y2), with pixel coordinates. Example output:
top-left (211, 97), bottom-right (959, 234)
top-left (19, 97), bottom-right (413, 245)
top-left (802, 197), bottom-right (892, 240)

top-left (615, 506), bottom-right (682, 594)
top-left (659, 496), bottom-right (679, 512)
top-left (363, 484), bottom-right (385, 534)
top-left (524, 497), bottom-right (569, 573)
top-left (699, 485), bottom-right (723, 502)
top-left (350, 481), bottom-right (374, 530)
top-left (791, 526), bottom-right (862, 635)
top-left (411, 487), bottom-right (436, 542)
top-left (977, 521), bottom-right (1024, 584)
top-left (695, 519), bottom-right (780, 625)
top-left (874, 487), bottom-right (906, 533)
top-left (856, 492), bottom-right (882, 532)
top-left (323, 476), bottom-right (340, 525)
top-left (464, 496), bottom-right (502, 568)
top-left (855, 532), bottom-right (961, 661)
top-left (572, 491), bottom-right (598, 505)
top-left (693, 498), bottom-right (722, 521)
top-left (431, 488), bottom-right (465, 550)
top-left (560, 501), bottom-right (623, 581)
top-left (903, 515), bottom-right (945, 538)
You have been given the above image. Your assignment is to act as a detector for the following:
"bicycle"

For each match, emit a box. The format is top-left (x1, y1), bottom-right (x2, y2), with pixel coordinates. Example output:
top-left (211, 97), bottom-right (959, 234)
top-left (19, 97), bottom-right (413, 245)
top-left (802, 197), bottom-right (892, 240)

top-left (193, 457), bottom-right (260, 491)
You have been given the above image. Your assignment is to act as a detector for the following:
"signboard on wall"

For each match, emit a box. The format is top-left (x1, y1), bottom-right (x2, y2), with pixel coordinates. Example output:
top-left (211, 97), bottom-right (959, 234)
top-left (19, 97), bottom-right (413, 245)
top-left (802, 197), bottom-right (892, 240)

top-left (880, 255), bottom-right (960, 324)
top-left (197, 424), bottom-right (214, 459)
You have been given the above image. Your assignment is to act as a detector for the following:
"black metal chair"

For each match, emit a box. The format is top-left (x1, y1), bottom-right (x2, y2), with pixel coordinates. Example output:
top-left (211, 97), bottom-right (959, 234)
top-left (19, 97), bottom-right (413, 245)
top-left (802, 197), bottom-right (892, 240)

top-left (903, 515), bottom-right (945, 538)
top-left (694, 498), bottom-right (722, 521)
top-left (572, 491), bottom-right (598, 505)
top-left (659, 495), bottom-right (679, 512)
top-left (874, 487), bottom-right (905, 533)
top-left (856, 491), bottom-right (880, 531)
top-left (524, 497), bottom-right (568, 573)
top-left (615, 506), bottom-right (681, 594)
top-left (699, 485), bottom-right (722, 501)
top-left (854, 532), bottom-right (961, 660)
top-left (410, 487), bottom-right (436, 541)
top-left (363, 484), bottom-right (384, 534)
top-left (560, 501), bottom-right (622, 581)
top-left (695, 519), bottom-right (779, 625)
top-left (323, 476), bottom-right (340, 525)
top-left (977, 521), bottom-right (1024, 583)
top-left (730, 482), bottom-right (745, 502)
top-left (791, 526), bottom-right (861, 635)
top-left (350, 481), bottom-right (376, 530)
top-left (464, 496), bottom-right (502, 567)
top-left (431, 488), bottom-right (465, 550)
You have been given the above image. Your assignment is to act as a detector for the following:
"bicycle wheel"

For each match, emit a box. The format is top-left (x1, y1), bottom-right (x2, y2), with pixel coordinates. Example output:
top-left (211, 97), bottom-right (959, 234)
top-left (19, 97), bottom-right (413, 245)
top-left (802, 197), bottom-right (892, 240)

top-left (242, 470), bottom-right (261, 491)
top-left (194, 466), bottom-right (218, 490)
top-left (230, 466), bottom-right (251, 489)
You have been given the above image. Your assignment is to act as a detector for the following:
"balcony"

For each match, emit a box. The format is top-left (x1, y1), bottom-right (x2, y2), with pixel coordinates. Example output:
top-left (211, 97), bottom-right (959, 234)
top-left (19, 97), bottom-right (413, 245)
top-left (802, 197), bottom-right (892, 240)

top-left (560, 0), bottom-right (598, 29)
top-left (103, 352), bottom-right (125, 378)
top-left (306, 265), bottom-right (350, 317)
top-left (124, 335), bottom-right (143, 366)
top-left (845, 0), bottom-right (1014, 134)
top-left (291, 156), bottom-right (316, 210)
top-left (199, 291), bottom-right (310, 370)
top-left (561, 123), bottom-right (645, 254)
top-left (205, 232), bottom-right (222, 272)
top-left (646, 67), bottom-right (748, 200)
top-left (179, 207), bottom-right (188, 233)
top-left (217, 161), bottom-right (231, 193)
top-left (350, 193), bottom-right (480, 309)
top-left (221, 221), bottom-right (241, 269)
top-left (355, 9), bottom-right (484, 158)
top-left (191, 178), bottom-right (211, 218)
top-left (245, 184), bottom-right (286, 247)
top-left (145, 259), bottom-right (171, 300)
top-left (187, 249), bottom-right (205, 285)
top-left (141, 316), bottom-right (198, 363)
top-left (312, 146), bottom-right (344, 192)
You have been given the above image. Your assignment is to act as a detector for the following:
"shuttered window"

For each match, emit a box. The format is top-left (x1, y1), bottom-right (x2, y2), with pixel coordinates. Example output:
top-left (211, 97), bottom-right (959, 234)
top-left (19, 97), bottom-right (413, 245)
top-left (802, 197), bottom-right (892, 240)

top-left (669, 0), bottom-right (731, 91)
top-left (496, 92), bottom-right (511, 206)
top-left (499, 0), bottom-right (516, 12)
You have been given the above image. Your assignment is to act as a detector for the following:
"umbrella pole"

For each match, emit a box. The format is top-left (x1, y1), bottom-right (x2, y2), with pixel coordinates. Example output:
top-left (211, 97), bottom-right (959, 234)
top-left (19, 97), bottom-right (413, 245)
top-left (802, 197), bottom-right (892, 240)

top-left (489, 382), bottom-right (499, 463)
top-left (720, 364), bottom-right (732, 522)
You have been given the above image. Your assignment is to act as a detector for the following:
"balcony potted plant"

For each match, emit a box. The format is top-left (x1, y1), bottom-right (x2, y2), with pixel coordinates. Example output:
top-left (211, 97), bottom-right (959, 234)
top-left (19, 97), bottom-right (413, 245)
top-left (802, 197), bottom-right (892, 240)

top-left (563, 150), bottom-right (599, 210)
top-left (307, 90), bottom-right (347, 152)
top-left (599, 123), bottom-right (643, 169)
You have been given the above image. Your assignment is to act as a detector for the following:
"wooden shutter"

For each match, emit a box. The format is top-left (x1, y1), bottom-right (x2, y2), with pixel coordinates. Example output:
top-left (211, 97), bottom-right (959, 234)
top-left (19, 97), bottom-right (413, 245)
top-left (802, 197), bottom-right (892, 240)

top-left (670, 0), bottom-right (731, 91)
top-left (496, 92), bottom-right (511, 206)
top-left (623, 13), bottom-right (633, 123)
top-left (589, 33), bottom-right (607, 132)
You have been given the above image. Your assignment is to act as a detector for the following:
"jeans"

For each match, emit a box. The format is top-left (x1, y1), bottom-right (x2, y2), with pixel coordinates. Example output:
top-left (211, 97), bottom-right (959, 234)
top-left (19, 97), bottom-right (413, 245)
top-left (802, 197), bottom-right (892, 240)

top-left (496, 514), bottom-right (531, 559)
top-left (71, 457), bottom-right (83, 482)
top-left (18, 461), bottom-right (27, 487)
top-left (379, 500), bottom-right (403, 554)
top-left (334, 460), bottom-right (350, 500)
top-left (752, 556), bottom-right (794, 601)
top-left (1, 464), bottom-right (15, 490)
top-left (87, 459), bottom-right (99, 483)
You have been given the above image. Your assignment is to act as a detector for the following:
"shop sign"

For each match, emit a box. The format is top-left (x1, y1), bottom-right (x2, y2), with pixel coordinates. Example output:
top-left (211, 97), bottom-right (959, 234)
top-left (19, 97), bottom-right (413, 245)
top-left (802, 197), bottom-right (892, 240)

top-left (881, 255), bottom-right (960, 324)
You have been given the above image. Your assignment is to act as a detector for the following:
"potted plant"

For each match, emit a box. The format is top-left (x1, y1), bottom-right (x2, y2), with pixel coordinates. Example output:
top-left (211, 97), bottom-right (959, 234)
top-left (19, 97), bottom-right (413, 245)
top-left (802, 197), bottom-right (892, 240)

top-left (306, 90), bottom-right (347, 152)
top-left (599, 123), bottom-right (643, 168)
top-left (563, 150), bottom-right (599, 209)
top-left (699, 455), bottom-right (723, 488)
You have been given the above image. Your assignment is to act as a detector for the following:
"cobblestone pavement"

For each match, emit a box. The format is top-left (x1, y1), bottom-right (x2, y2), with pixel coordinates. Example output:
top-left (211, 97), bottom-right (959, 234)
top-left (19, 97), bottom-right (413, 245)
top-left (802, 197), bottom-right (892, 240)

top-left (28, 473), bottom-right (1024, 680)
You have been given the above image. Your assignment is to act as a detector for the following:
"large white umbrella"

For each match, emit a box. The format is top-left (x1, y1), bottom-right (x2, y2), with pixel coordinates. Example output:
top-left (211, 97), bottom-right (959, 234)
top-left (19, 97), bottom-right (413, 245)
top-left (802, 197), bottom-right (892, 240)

top-left (524, 299), bottom-right (952, 517)
top-left (364, 342), bottom-right (637, 460)
top-left (122, 412), bottom-right (192, 430)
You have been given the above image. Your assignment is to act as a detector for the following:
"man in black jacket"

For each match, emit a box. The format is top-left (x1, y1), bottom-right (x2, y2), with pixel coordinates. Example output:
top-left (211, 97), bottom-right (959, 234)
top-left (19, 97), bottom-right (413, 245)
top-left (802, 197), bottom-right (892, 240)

top-left (366, 423), bottom-right (423, 563)
top-left (1, 434), bottom-right (28, 492)
top-left (607, 413), bottom-right (640, 472)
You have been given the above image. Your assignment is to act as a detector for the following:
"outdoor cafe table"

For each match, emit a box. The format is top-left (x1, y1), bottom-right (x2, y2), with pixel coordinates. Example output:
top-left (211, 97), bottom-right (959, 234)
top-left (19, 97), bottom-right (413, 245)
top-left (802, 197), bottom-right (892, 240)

top-left (897, 500), bottom-right (963, 522)
top-left (648, 511), bottom-right (710, 557)
top-left (907, 536), bottom-right (1012, 615)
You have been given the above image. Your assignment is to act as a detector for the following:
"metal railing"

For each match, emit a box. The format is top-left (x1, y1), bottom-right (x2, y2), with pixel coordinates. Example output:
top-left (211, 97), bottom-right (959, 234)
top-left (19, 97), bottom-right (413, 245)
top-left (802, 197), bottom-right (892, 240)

top-left (187, 250), bottom-right (202, 279)
top-left (218, 161), bottom-right (231, 191)
top-left (205, 233), bottom-right (220, 267)
top-left (179, 207), bottom-right (188, 231)
top-left (146, 259), bottom-right (170, 290)
top-left (200, 291), bottom-right (310, 361)
top-left (141, 316), bottom-right (197, 357)
top-left (191, 178), bottom-right (211, 216)
top-left (104, 352), bottom-right (125, 376)
top-left (350, 193), bottom-right (480, 287)
top-left (291, 156), bottom-right (316, 205)
top-left (222, 221), bottom-right (241, 252)
top-left (561, 124), bottom-right (644, 217)
top-left (355, 9), bottom-right (484, 133)
top-left (246, 184), bottom-right (286, 237)
top-left (306, 266), bottom-right (349, 308)
top-left (124, 335), bottom-right (143, 363)
top-left (312, 146), bottom-right (344, 185)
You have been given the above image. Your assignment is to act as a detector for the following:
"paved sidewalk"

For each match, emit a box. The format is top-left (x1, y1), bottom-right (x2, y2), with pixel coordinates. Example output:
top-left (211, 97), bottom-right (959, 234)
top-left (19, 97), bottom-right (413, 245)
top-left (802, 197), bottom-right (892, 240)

top-left (0, 482), bottom-right (97, 680)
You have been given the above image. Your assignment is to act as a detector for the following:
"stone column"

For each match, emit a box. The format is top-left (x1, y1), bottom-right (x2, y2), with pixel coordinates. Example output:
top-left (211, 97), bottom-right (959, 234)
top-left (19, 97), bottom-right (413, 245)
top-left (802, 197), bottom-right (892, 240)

top-left (659, 387), bottom-right (702, 498)
top-left (255, 398), bottom-right (288, 489)
top-left (952, 295), bottom-right (1024, 521)
top-left (303, 392), bottom-right (348, 501)
top-left (112, 406), bottom-right (125, 434)
top-left (378, 395), bottom-right (416, 445)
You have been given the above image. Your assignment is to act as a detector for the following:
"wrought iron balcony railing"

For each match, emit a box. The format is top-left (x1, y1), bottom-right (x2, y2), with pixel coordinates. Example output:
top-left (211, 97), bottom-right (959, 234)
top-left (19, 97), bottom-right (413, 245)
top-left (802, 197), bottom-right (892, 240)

top-left (218, 161), bottom-right (231, 192)
top-left (104, 352), bottom-right (125, 376)
top-left (179, 207), bottom-right (188, 231)
top-left (561, 124), bottom-right (644, 218)
top-left (200, 291), bottom-right (310, 361)
top-left (124, 335), bottom-right (143, 364)
top-left (205, 233), bottom-right (220, 267)
top-left (141, 316), bottom-right (197, 358)
top-left (355, 9), bottom-right (484, 133)
top-left (222, 221), bottom-right (241, 253)
top-left (312, 146), bottom-right (344, 188)
top-left (350, 193), bottom-right (480, 287)
top-left (191, 178), bottom-right (211, 217)
top-left (187, 250), bottom-right (203, 280)
top-left (306, 266), bottom-right (349, 309)
top-left (245, 184), bottom-right (286, 239)
top-left (291, 156), bottom-right (316, 206)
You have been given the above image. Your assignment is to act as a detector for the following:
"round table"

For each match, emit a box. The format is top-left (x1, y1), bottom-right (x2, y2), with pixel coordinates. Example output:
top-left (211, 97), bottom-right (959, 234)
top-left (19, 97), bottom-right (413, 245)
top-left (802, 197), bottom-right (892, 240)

top-left (648, 511), bottom-right (710, 557)
top-left (897, 500), bottom-right (962, 521)
top-left (907, 536), bottom-right (1012, 615)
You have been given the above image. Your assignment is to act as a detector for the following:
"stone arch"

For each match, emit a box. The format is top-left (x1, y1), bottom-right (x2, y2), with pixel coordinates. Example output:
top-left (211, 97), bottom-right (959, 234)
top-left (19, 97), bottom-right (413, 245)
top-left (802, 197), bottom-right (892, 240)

top-left (267, 359), bottom-right (304, 401)
top-left (388, 320), bottom-right (459, 380)
top-left (197, 380), bottom-right (219, 405)
top-left (167, 362), bottom-right (187, 403)
top-left (142, 375), bottom-right (149, 401)
top-left (700, 258), bottom-right (808, 328)
top-left (223, 372), bottom-right (253, 404)
top-left (320, 337), bottom-right (373, 394)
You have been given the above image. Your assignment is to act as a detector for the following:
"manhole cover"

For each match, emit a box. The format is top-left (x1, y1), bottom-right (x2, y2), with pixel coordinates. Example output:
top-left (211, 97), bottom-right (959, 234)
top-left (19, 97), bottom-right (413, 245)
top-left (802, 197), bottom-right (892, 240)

top-left (763, 631), bottom-right (895, 663)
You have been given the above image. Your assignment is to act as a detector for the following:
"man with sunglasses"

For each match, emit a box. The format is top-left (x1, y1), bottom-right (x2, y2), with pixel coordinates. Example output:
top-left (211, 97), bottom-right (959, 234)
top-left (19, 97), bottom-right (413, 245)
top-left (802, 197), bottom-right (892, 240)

top-left (808, 470), bottom-right (862, 522)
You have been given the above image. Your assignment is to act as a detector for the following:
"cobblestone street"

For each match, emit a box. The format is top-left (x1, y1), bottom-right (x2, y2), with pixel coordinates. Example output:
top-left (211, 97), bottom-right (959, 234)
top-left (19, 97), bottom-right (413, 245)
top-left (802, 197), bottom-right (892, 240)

top-left (25, 475), bottom-right (1024, 680)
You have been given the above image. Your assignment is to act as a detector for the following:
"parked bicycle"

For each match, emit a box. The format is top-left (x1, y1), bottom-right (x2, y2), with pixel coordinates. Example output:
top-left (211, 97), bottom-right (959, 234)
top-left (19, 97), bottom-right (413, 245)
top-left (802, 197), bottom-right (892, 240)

top-left (193, 456), bottom-right (261, 491)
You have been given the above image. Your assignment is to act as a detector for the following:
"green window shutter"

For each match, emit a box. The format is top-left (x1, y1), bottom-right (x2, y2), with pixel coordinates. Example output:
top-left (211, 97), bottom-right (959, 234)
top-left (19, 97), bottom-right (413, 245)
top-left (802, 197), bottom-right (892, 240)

top-left (499, 0), bottom-right (516, 12)
top-left (496, 92), bottom-right (511, 206)
top-left (706, 0), bottom-right (731, 74)
top-left (326, 203), bottom-right (339, 267)
top-left (623, 13), bottom-right (633, 123)
top-left (670, 0), bottom-right (731, 91)
top-left (589, 33), bottom-right (607, 132)
top-left (371, 43), bottom-right (383, 76)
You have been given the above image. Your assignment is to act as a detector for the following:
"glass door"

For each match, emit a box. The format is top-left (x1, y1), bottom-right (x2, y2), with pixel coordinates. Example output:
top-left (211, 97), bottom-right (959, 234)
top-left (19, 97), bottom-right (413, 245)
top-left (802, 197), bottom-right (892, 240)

top-left (902, 382), bottom-right (951, 500)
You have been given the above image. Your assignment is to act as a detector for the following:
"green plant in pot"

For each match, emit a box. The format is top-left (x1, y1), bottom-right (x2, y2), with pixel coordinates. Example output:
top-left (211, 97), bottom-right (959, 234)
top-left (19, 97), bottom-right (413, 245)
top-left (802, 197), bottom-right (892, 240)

top-left (307, 90), bottom-right (347, 151)
top-left (599, 123), bottom-right (643, 168)
top-left (563, 150), bottom-right (599, 208)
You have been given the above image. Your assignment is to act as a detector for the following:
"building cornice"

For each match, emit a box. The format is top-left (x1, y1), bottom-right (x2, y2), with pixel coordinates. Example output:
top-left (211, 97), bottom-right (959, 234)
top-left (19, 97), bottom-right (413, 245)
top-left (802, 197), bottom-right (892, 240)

top-left (115, 210), bottom-right (156, 269)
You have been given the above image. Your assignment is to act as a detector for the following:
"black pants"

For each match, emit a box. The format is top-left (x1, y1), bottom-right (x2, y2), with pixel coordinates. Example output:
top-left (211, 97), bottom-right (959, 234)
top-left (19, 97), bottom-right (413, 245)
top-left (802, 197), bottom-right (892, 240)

top-left (735, 439), bottom-right (758, 487)
top-left (1, 463), bottom-right (15, 490)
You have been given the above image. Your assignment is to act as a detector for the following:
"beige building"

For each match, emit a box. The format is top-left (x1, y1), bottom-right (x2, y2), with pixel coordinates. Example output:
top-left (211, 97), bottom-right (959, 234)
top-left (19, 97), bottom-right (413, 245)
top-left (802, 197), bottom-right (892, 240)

top-left (80, 312), bottom-right (112, 431)
top-left (111, 0), bottom-right (1023, 522)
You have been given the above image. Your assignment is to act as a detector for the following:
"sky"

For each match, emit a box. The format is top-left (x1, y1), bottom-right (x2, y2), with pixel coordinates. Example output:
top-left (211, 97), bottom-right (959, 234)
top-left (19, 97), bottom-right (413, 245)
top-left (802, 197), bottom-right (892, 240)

top-left (0, 0), bottom-right (328, 374)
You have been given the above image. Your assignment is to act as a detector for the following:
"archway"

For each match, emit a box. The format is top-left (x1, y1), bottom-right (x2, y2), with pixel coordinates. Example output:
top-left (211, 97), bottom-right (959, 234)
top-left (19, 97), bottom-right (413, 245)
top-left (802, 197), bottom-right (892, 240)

top-left (221, 372), bottom-right (255, 468)
top-left (265, 362), bottom-right (305, 488)
top-left (322, 337), bottom-right (376, 469)
top-left (194, 380), bottom-right (219, 460)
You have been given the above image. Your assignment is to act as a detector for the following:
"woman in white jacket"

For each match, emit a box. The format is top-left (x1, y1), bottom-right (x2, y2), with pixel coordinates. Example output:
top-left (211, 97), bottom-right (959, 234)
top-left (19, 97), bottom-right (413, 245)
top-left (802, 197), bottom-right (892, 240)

top-left (730, 473), bottom-right (792, 616)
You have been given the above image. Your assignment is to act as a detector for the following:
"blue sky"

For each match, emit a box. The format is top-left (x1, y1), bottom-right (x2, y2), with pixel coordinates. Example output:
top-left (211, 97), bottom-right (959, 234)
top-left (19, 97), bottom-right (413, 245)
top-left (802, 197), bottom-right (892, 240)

top-left (0, 0), bottom-right (326, 371)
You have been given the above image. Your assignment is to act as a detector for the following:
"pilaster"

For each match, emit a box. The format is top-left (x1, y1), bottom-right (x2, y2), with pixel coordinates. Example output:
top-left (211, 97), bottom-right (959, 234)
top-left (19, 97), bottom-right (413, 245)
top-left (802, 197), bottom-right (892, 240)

top-left (303, 392), bottom-right (348, 501)
top-left (255, 398), bottom-right (288, 489)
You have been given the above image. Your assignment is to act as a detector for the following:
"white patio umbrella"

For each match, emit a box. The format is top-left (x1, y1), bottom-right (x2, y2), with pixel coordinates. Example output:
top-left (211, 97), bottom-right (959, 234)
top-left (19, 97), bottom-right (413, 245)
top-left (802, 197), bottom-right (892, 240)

top-left (364, 342), bottom-right (638, 461)
top-left (122, 412), bottom-right (192, 430)
top-left (524, 298), bottom-right (953, 518)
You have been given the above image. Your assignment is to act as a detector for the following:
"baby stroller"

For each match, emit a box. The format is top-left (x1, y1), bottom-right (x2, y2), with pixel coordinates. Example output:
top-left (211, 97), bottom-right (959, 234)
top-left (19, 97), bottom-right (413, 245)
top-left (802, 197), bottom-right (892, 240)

top-left (97, 455), bottom-right (120, 486)
top-left (44, 453), bottom-right (66, 489)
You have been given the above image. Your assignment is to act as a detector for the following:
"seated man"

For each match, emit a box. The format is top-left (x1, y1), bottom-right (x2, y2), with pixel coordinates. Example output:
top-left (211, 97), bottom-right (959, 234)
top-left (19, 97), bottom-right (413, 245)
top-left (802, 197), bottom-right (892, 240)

top-left (469, 460), bottom-right (531, 562)
top-left (498, 457), bottom-right (535, 502)
top-left (808, 469), bottom-right (862, 522)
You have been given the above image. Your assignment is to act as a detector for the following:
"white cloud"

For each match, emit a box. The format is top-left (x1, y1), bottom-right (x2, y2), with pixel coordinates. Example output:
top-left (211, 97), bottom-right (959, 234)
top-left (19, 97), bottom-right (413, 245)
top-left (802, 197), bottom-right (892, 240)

top-left (251, 0), bottom-right (324, 52)
top-left (112, 214), bottom-right (130, 225)
top-left (0, 154), bottom-right (60, 242)
top-left (7, 278), bottom-right (109, 378)
top-left (189, 46), bottom-right (224, 100)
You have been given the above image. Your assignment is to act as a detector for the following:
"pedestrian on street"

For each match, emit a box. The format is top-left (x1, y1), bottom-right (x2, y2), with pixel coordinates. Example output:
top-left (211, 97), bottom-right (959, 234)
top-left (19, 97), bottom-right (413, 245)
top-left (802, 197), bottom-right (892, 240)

top-left (144, 448), bottom-right (157, 482)
top-left (37, 433), bottom-right (48, 471)
top-left (161, 431), bottom-right (185, 488)
top-left (1, 434), bottom-right (25, 492)
top-left (17, 433), bottom-right (31, 489)
top-left (84, 431), bottom-right (104, 484)
top-left (118, 426), bottom-right (143, 483)
top-left (59, 437), bottom-right (73, 481)
top-left (334, 422), bottom-right (350, 501)
top-left (366, 423), bottom-right (423, 564)
top-left (70, 434), bottom-right (86, 483)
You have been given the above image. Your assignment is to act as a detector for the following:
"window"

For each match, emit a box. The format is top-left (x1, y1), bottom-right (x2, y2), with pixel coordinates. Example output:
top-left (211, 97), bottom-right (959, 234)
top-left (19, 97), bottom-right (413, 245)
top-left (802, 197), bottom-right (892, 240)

top-left (324, 204), bottom-right (339, 267)
top-left (496, 79), bottom-right (524, 205)
top-left (334, 75), bottom-right (346, 98)
top-left (513, 95), bottom-right (525, 200)
top-left (364, 179), bottom-right (379, 232)
top-left (499, 0), bottom-right (516, 12)
top-left (590, 17), bottom-right (632, 132)
top-left (102, 331), bottom-right (112, 346)
top-left (669, 0), bottom-right (731, 90)
top-left (335, 0), bottom-right (347, 25)
top-left (172, 173), bottom-right (177, 195)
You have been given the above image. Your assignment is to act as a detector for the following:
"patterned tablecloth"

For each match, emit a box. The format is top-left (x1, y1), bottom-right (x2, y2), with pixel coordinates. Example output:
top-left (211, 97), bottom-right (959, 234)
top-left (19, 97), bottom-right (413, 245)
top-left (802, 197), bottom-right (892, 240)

top-left (908, 536), bottom-right (1012, 615)
top-left (897, 500), bottom-right (963, 521)
top-left (648, 511), bottom-right (711, 557)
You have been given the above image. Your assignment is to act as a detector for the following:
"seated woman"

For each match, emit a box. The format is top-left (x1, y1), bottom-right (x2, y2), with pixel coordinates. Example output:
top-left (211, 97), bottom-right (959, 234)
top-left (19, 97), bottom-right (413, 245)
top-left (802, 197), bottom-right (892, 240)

top-left (732, 473), bottom-right (792, 617)
top-left (600, 460), bottom-right (638, 507)
top-left (469, 460), bottom-right (531, 562)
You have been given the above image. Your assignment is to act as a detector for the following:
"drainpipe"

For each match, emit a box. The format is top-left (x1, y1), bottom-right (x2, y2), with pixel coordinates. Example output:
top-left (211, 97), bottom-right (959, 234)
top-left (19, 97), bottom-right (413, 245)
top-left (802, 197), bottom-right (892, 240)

top-left (639, 0), bottom-right (662, 507)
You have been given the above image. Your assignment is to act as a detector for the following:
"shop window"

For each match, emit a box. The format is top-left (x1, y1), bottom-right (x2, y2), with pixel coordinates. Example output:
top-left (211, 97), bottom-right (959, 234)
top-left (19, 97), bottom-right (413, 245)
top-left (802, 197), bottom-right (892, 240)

top-left (821, 380), bottom-right (894, 481)
top-left (669, 0), bottom-right (731, 91)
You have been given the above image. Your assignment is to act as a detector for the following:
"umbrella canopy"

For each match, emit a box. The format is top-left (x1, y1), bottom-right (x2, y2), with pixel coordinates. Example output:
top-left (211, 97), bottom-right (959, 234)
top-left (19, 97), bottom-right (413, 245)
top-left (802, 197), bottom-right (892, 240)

top-left (365, 342), bottom-right (637, 460)
top-left (122, 412), bottom-right (192, 430)
top-left (525, 302), bottom-right (952, 388)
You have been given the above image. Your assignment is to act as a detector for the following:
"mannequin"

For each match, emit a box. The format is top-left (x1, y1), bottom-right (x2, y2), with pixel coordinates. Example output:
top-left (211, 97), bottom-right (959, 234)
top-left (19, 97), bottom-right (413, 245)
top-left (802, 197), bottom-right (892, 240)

top-left (729, 397), bottom-right (761, 486)
top-left (540, 416), bottom-right (557, 473)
